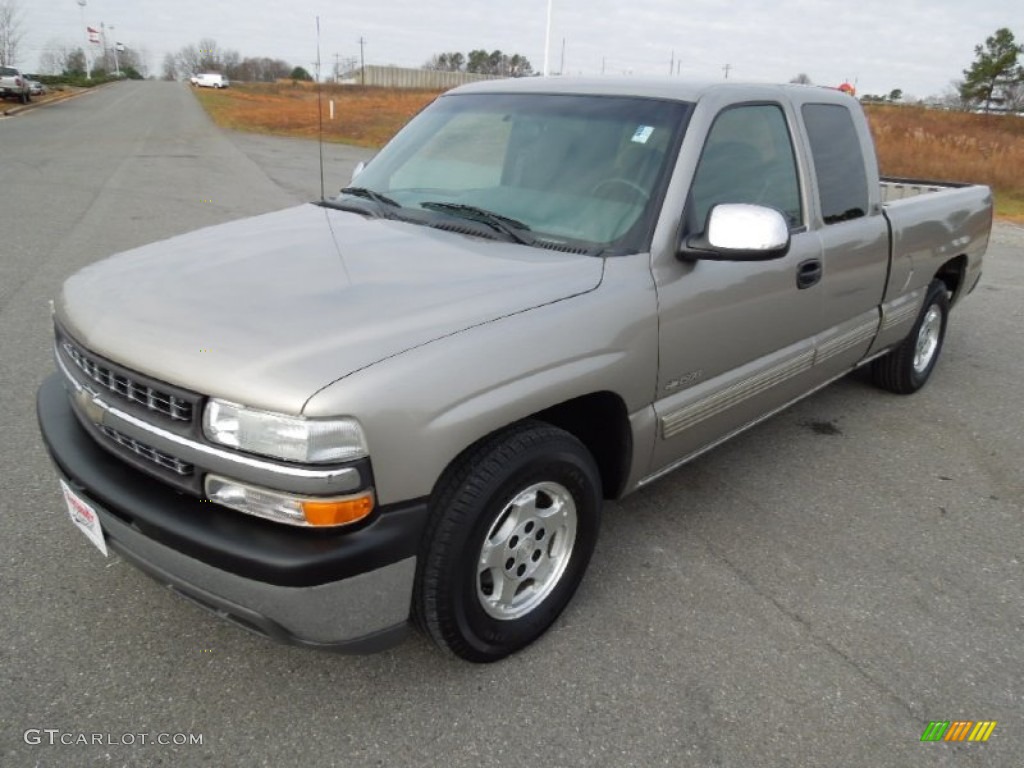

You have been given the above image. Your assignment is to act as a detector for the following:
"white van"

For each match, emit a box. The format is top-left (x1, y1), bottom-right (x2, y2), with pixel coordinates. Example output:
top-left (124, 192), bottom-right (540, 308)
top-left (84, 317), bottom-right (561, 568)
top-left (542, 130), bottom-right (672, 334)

top-left (190, 73), bottom-right (229, 89)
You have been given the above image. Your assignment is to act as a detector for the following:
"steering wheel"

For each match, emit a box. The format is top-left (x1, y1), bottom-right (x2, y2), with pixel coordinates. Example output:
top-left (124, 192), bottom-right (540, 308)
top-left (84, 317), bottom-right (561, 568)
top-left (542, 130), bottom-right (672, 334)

top-left (590, 177), bottom-right (650, 203)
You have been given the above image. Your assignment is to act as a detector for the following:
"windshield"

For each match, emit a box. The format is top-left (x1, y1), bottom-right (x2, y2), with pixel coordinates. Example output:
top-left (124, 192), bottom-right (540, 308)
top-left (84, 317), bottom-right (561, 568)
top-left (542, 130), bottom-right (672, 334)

top-left (345, 92), bottom-right (690, 253)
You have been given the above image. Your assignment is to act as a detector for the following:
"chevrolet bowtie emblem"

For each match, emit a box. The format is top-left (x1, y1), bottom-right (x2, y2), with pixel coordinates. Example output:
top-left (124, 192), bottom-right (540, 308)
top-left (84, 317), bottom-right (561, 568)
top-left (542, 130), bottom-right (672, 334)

top-left (74, 388), bottom-right (106, 426)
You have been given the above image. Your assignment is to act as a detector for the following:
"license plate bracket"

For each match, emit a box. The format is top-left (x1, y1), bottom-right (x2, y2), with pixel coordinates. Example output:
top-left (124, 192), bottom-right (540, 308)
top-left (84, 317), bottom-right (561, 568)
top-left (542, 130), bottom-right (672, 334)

top-left (60, 479), bottom-right (108, 557)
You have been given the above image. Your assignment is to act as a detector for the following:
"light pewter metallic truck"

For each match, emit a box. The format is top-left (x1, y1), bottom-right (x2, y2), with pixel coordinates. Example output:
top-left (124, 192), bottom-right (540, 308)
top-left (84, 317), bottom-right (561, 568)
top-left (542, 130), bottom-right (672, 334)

top-left (37, 79), bottom-right (992, 662)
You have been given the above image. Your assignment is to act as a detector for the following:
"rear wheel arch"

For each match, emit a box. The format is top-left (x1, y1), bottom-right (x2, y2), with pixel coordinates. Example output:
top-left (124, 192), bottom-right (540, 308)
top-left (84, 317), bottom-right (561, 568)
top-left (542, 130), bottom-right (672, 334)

top-left (935, 255), bottom-right (967, 305)
top-left (871, 278), bottom-right (949, 394)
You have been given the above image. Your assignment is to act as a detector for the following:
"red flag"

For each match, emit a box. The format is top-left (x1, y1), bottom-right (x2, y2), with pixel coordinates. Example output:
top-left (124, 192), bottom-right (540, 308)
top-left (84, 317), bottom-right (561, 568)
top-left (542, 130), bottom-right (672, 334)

top-left (87, 26), bottom-right (100, 44)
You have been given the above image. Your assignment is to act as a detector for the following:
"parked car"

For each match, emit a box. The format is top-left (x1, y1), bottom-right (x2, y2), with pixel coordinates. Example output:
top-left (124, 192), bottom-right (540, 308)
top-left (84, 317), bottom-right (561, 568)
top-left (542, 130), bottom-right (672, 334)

top-left (0, 65), bottom-right (30, 103)
top-left (38, 79), bottom-right (992, 662)
top-left (190, 72), bottom-right (229, 89)
top-left (27, 79), bottom-right (45, 96)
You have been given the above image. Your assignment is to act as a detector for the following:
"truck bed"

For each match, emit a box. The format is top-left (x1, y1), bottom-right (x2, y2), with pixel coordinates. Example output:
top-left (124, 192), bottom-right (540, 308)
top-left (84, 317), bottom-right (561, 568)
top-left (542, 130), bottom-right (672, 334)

top-left (880, 177), bottom-right (992, 306)
top-left (880, 176), bottom-right (976, 202)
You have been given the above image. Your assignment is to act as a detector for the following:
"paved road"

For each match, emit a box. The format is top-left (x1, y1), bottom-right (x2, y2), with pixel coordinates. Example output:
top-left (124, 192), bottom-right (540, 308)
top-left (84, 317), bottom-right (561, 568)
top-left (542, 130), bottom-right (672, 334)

top-left (2, 81), bottom-right (1022, 768)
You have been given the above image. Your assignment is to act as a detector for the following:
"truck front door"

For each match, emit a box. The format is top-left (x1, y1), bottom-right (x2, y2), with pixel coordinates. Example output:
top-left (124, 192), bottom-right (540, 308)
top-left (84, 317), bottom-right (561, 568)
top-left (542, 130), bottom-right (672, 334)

top-left (649, 102), bottom-right (824, 475)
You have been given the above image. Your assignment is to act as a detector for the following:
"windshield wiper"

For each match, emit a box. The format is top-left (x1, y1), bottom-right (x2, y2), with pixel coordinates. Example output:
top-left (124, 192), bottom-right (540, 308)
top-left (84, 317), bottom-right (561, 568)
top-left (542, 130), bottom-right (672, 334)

top-left (339, 186), bottom-right (402, 209)
top-left (419, 202), bottom-right (534, 245)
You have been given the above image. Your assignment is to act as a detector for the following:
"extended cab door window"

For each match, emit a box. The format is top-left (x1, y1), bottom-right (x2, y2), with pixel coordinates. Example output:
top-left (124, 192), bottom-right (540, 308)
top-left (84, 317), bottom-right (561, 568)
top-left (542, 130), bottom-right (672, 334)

top-left (800, 102), bottom-right (889, 374)
top-left (686, 104), bottom-right (803, 233)
top-left (801, 104), bottom-right (869, 224)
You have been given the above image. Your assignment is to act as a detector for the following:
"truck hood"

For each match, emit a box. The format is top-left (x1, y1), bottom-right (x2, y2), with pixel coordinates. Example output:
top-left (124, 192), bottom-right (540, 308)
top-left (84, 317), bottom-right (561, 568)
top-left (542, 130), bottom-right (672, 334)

top-left (57, 204), bottom-right (604, 414)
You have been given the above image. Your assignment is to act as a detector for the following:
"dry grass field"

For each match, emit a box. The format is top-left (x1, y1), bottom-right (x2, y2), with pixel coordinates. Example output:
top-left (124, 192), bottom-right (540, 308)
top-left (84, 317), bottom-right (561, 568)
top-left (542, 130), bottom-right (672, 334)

top-left (865, 104), bottom-right (1024, 220)
top-left (194, 82), bottom-right (439, 147)
top-left (196, 83), bottom-right (1024, 220)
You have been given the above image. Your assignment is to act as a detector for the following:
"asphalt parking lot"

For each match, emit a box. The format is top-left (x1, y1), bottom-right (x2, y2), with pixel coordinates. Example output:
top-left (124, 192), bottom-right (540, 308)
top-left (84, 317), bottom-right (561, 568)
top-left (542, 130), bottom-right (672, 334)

top-left (1, 81), bottom-right (1022, 767)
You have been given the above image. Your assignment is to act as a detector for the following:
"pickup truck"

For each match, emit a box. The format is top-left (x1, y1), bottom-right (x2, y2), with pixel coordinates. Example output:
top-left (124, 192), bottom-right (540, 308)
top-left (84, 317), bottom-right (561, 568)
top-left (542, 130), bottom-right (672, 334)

top-left (0, 66), bottom-right (31, 103)
top-left (37, 79), bottom-right (992, 662)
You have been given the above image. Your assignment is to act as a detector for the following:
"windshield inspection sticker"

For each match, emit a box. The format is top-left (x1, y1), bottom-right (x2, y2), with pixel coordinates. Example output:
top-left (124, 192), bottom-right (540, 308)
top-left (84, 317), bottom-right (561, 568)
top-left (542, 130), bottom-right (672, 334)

top-left (632, 125), bottom-right (654, 144)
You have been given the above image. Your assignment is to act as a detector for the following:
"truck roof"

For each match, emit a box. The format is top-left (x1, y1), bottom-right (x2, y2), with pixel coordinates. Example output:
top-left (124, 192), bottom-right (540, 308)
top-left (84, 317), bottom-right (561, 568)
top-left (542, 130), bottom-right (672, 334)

top-left (448, 77), bottom-right (857, 106)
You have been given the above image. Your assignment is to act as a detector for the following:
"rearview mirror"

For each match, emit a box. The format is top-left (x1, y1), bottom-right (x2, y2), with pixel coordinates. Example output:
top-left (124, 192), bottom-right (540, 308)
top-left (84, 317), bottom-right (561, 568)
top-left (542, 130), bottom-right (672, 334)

top-left (680, 203), bottom-right (790, 261)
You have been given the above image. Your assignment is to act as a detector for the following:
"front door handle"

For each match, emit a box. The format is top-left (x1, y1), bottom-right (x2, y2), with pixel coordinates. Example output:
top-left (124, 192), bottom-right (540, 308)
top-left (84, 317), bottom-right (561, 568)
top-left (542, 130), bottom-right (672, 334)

top-left (797, 258), bottom-right (822, 289)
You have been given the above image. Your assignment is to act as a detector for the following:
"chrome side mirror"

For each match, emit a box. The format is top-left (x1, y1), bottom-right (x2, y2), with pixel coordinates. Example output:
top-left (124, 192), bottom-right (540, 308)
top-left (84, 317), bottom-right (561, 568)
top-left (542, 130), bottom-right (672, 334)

top-left (681, 203), bottom-right (791, 261)
top-left (350, 161), bottom-right (367, 183)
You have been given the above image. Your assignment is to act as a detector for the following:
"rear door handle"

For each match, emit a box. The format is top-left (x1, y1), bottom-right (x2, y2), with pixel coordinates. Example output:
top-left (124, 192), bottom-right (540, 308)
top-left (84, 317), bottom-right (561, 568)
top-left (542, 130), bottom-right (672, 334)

top-left (797, 258), bottom-right (822, 289)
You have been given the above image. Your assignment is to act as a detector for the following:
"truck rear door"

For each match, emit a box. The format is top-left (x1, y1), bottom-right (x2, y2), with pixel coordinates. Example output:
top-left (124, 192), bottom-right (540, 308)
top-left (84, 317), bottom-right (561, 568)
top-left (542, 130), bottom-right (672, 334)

top-left (796, 99), bottom-right (890, 375)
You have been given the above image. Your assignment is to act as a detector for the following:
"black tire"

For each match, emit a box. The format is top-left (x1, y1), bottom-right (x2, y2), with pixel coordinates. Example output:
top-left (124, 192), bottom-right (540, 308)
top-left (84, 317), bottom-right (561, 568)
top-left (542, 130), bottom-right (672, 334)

top-left (414, 421), bottom-right (602, 662)
top-left (871, 279), bottom-right (950, 394)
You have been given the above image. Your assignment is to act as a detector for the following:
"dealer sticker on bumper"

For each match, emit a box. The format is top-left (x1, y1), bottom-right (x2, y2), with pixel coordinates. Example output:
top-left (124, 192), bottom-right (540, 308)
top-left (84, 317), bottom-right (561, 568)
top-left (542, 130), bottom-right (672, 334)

top-left (60, 479), bottom-right (108, 557)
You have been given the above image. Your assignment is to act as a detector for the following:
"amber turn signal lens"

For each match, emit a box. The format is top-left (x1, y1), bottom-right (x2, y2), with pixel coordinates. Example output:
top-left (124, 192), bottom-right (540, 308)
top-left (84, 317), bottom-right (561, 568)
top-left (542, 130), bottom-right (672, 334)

top-left (301, 493), bottom-right (374, 526)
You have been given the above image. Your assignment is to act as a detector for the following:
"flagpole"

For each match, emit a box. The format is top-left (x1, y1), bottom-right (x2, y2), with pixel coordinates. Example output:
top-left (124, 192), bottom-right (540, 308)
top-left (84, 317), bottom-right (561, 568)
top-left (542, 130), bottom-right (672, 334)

top-left (77, 0), bottom-right (92, 79)
top-left (542, 0), bottom-right (553, 77)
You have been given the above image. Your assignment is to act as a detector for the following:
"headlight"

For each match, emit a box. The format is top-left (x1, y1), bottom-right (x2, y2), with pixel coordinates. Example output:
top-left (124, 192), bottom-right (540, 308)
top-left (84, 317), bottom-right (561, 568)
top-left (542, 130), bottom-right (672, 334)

top-left (203, 399), bottom-right (368, 464)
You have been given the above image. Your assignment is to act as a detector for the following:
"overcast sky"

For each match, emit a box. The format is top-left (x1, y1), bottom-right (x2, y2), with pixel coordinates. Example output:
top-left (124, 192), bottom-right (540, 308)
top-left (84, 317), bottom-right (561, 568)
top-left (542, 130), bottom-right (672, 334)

top-left (15, 0), bottom-right (1022, 98)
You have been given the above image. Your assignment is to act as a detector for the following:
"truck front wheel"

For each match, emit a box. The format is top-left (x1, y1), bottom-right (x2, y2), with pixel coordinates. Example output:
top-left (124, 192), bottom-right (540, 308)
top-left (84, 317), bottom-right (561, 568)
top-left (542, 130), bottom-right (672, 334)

top-left (871, 279), bottom-right (950, 394)
top-left (414, 421), bottom-right (602, 662)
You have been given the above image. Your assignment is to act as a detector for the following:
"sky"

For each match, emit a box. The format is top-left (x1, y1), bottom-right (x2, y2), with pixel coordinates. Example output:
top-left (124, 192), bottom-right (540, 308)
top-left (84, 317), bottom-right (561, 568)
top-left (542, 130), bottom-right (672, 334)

top-left (13, 0), bottom-right (1023, 99)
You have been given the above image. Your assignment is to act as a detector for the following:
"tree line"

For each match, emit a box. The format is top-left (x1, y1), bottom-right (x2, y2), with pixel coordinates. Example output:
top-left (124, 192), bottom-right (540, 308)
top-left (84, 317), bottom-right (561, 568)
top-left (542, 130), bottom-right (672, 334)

top-left (424, 50), bottom-right (533, 77)
top-left (39, 40), bottom-right (148, 79)
top-left (161, 38), bottom-right (293, 83)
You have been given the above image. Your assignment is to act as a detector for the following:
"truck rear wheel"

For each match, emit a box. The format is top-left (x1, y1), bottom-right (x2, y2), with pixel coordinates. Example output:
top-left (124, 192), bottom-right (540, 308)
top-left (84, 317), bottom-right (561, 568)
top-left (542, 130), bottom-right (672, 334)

top-left (414, 421), bottom-right (602, 662)
top-left (871, 279), bottom-right (949, 394)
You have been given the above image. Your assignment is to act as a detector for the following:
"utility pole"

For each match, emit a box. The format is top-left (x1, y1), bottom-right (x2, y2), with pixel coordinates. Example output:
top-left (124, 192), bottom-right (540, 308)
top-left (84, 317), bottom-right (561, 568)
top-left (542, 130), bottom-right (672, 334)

top-left (559, 37), bottom-right (565, 76)
top-left (358, 36), bottom-right (365, 85)
top-left (601, 57), bottom-right (605, 75)
top-left (723, 63), bottom-right (732, 79)
top-left (334, 52), bottom-right (340, 83)
top-left (669, 50), bottom-right (674, 76)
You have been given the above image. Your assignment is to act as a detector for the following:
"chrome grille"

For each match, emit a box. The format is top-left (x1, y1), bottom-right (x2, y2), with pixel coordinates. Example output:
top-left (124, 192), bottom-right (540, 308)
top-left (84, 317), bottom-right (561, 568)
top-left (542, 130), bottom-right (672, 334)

top-left (61, 341), bottom-right (193, 422)
top-left (98, 425), bottom-right (194, 476)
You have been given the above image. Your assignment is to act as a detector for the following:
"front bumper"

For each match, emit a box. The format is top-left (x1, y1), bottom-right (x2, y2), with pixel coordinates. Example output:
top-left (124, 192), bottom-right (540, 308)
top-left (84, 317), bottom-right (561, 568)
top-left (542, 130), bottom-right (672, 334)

top-left (37, 373), bottom-right (428, 652)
